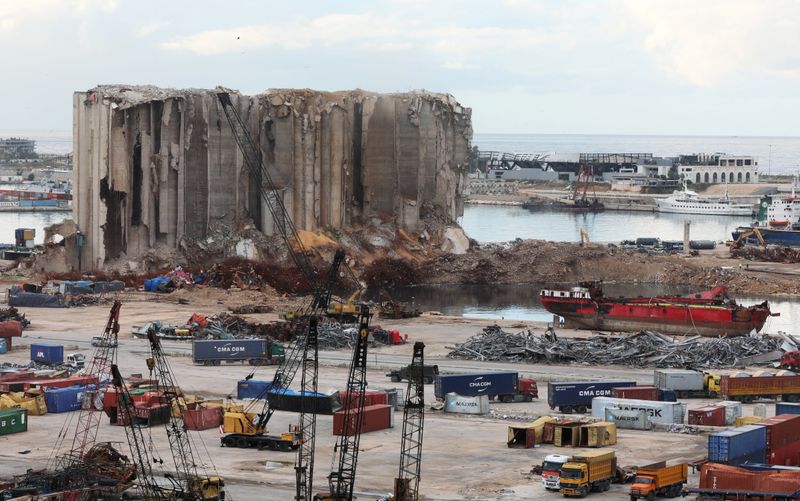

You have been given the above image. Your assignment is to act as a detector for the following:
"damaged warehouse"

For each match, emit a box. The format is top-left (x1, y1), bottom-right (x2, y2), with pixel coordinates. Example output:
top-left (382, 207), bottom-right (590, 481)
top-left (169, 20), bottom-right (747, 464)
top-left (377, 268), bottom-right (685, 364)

top-left (71, 85), bottom-right (472, 269)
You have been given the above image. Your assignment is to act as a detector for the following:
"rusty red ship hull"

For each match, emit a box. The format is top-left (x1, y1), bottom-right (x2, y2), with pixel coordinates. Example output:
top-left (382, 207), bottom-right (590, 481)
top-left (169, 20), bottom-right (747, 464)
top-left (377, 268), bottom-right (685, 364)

top-left (540, 285), bottom-right (774, 337)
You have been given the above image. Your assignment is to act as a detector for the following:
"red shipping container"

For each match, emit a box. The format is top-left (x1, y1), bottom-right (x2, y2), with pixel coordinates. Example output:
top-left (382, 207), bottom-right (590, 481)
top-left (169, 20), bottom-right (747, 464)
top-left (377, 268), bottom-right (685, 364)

top-left (0, 321), bottom-right (22, 338)
top-left (688, 405), bottom-right (726, 426)
top-left (0, 371), bottom-right (35, 382)
top-left (333, 404), bottom-right (393, 436)
top-left (758, 414), bottom-right (800, 452)
top-left (32, 375), bottom-right (99, 390)
top-left (611, 386), bottom-right (659, 400)
top-left (338, 390), bottom-right (388, 410)
top-left (701, 463), bottom-right (800, 495)
top-left (183, 405), bottom-right (223, 431)
top-left (768, 440), bottom-right (800, 466)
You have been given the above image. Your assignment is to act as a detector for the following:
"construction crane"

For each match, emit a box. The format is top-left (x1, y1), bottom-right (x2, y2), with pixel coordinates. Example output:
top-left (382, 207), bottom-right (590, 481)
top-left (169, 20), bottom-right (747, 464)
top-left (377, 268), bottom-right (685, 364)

top-left (110, 363), bottom-right (166, 500)
top-left (146, 330), bottom-right (224, 500)
top-left (315, 307), bottom-right (372, 501)
top-left (393, 342), bottom-right (426, 501)
top-left (295, 316), bottom-right (320, 501)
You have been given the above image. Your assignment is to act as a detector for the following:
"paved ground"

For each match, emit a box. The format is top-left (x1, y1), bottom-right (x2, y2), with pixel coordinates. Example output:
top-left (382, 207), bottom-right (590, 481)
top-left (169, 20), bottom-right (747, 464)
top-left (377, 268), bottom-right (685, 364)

top-left (0, 293), bottom-right (773, 500)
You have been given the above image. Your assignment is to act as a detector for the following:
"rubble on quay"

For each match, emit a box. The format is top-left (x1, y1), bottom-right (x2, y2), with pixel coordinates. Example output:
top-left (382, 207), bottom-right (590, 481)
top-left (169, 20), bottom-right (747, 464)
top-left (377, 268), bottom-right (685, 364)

top-left (447, 325), bottom-right (791, 369)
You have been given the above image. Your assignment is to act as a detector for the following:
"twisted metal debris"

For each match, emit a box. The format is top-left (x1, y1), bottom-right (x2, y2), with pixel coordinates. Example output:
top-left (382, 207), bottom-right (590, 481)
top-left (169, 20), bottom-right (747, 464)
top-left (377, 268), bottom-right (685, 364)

top-left (447, 326), bottom-right (786, 369)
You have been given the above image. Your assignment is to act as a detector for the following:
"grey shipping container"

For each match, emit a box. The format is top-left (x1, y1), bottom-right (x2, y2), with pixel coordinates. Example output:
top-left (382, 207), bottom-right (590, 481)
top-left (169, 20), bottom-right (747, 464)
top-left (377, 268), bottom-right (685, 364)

top-left (547, 380), bottom-right (636, 413)
top-left (434, 372), bottom-right (518, 400)
top-left (708, 425), bottom-right (767, 465)
top-left (654, 369), bottom-right (705, 391)
top-left (591, 397), bottom-right (685, 425)
top-left (0, 408), bottom-right (27, 435)
top-left (604, 407), bottom-right (651, 430)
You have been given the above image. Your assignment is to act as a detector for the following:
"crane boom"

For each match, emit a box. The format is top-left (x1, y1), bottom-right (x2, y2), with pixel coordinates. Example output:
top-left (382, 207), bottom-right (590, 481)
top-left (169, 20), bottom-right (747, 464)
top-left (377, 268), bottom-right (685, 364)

top-left (394, 342), bottom-right (426, 501)
top-left (326, 307), bottom-right (371, 500)
top-left (295, 316), bottom-right (320, 501)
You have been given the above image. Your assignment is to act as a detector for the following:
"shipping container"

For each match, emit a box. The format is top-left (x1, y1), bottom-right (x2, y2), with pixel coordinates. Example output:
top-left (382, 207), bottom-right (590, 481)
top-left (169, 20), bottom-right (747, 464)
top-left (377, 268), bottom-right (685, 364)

top-left (30, 375), bottom-right (99, 391)
top-left (591, 397), bottom-right (685, 425)
top-left (776, 402), bottom-right (800, 415)
top-left (0, 321), bottom-right (22, 339)
top-left (0, 338), bottom-right (6, 354)
top-left (338, 390), bottom-right (388, 410)
top-left (0, 408), bottom-right (27, 435)
top-left (768, 440), bottom-right (800, 467)
top-left (758, 414), bottom-right (800, 452)
top-left (333, 404), bottom-right (393, 436)
top-left (507, 416), bottom-right (554, 449)
top-left (443, 393), bottom-right (490, 415)
top-left (654, 369), bottom-right (705, 392)
top-left (30, 343), bottom-right (64, 365)
top-left (236, 379), bottom-right (273, 400)
top-left (735, 416), bottom-right (764, 427)
top-left (435, 372), bottom-right (518, 400)
top-left (579, 421), bottom-right (617, 447)
top-left (547, 380), bottom-right (636, 413)
top-left (688, 405), bottom-right (726, 426)
top-left (708, 425), bottom-right (767, 465)
top-left (700, 462), bottom-right (800, 495)
top-left (554, 422), bottom-right (581, 447)
top-left (183, 404), bottom-right (223, 431)
top-left (192, 339), bottom-right (283, 365)
top-left (719, 401), bottom-right (742, 425)
top-left (267, 389), bottom-right (341, 415)
top-left (611, 386), bottom-right (659, 401)
top-left (604, 407), bottom-right (651, 430)
top-left (44, 385), bottom-right (89, 413)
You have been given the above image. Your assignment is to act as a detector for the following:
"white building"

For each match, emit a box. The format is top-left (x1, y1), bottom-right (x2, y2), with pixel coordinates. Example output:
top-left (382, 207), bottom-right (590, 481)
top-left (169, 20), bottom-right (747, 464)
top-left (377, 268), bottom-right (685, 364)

top-left (678, 155), bottom-right (759, 184)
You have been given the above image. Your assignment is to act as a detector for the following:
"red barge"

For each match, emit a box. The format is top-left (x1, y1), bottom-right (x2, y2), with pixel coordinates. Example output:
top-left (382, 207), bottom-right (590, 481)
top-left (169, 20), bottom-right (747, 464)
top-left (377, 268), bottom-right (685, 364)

top-left (539, 283), bottom-right (775, 337)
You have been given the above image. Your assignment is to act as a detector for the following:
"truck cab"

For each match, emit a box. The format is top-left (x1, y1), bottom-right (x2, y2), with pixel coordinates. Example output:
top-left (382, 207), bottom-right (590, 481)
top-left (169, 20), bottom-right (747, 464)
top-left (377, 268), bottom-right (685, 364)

top-left (541, 454), bottom-right (570, 490)
top-left (517, 378), bottom-right (538, 402)
top-left (703, 372), bottom-right (721, 395)
top-left (559, 462), bottom-right (590, 497)
top-left (559, 450), bottom-right (615, 497)
top-left (65, 353), bottom-right (86, 370)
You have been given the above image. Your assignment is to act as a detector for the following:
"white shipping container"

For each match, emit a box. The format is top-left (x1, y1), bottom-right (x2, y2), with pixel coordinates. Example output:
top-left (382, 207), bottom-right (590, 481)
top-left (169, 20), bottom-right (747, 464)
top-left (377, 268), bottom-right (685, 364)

top-left (444, 393), bottom-right (490, 415)
top-left (604, 407), bottom-right (652, 430)
top-left (653, 369), bottom-right (705, 391)
top-left (592, 397), bottom-right (685, 425)
top-left (719, 401), bottom-right (742, 425)
top-left (754, 403), bottom-right (768, 418)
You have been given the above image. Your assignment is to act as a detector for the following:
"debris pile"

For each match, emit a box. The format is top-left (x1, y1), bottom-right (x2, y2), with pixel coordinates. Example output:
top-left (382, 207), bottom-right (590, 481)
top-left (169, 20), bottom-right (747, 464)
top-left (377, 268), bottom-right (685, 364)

top-left (731, 245), bottom-right (800, 263)
top-left (0, 307), bottom-right (29, 328)
top-left (447, 326), bottom-right (785, 369)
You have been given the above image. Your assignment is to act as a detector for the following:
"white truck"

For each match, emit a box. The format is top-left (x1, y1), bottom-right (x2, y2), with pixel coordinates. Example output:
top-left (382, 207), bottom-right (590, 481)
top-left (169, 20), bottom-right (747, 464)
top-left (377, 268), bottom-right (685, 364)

top-left (65, 353), bottom-right (86, 370)
top-left (541, 454), bottom-right (571, 490)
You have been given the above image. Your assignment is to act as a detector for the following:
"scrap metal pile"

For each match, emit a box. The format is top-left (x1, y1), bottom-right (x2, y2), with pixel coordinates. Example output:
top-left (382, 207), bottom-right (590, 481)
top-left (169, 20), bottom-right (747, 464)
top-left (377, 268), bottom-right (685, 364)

top-left (447, 326), bottom-right (786, 369)
top-left (0, 307), bottom-right (29, 328)
top-left (731, 245), bottom-right (800, 263)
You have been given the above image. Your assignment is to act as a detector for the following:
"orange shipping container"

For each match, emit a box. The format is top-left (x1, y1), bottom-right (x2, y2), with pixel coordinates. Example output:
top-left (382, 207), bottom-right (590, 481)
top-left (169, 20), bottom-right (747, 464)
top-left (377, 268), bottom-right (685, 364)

top-left (333, 404), bottom-right (393, 436)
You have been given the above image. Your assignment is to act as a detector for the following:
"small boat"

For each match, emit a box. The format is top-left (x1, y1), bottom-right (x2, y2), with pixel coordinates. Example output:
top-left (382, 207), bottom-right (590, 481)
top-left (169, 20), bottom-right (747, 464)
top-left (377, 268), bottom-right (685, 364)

top-left (539, 282), bottom-right (775, 337)
top-left (655, 182), bottom-right (752, 216)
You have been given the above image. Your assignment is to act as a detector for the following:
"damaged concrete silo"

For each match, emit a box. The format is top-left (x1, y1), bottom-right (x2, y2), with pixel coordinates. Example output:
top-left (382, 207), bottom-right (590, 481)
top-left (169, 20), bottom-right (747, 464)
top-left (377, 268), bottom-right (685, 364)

top-left (72, 85), bottom-right (472, 269)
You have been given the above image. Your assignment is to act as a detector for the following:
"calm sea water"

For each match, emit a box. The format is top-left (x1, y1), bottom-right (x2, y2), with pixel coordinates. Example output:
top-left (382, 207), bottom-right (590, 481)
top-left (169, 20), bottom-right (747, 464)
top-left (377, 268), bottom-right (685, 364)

top-left (474, 133), bottom-right (800, 175)
top-left (459, 205), bottom-right (750, 243)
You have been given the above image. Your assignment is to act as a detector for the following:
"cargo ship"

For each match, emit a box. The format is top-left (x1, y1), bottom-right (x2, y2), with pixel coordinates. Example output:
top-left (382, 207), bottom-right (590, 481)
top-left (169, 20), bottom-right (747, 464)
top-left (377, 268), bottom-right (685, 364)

top-left (539, 283), bottom-right (774, 337)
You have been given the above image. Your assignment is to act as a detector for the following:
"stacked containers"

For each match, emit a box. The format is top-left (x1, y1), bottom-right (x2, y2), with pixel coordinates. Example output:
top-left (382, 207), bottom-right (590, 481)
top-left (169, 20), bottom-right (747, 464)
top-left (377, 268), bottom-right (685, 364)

top-left (708, 425), bottom-right (767, 465)
top-left (776, 402), bottom-right (800, 415)
top-left (758, 414), bottom-right (800, 466)
top-left (688, 405), bottom-right (726, 426)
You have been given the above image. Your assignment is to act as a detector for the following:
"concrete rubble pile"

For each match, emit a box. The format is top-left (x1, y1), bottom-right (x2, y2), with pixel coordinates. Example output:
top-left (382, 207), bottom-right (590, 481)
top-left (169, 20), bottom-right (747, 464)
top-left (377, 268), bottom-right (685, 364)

top-left (69, 84), bottom-right (472, 271)
top-left (448, 325), bottom-right (785, 369)
top-left (731, 245), bottom-right (800, 263)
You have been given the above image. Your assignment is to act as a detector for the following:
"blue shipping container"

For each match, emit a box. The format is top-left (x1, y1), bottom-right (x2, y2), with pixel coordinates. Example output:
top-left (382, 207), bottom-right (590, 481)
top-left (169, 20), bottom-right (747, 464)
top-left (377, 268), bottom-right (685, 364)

top-left (776, 402), bottom-right (800, 415)
top-left (45, 385), bottom-right (88, 413)
top-left (194, 339), bottom-right (270, 363)
top-left (434, 372), bottom-right (518, 399)
top-left (708, 425), bottom-right (767, 464)
top-left (237, 380), bottom-right (274, 399)
top-left (0, 338), bottom-right (6, 354)
top-left (547, 380), bottom-right (637, 409)
top-left (30, 343), bottom-right (64, 364)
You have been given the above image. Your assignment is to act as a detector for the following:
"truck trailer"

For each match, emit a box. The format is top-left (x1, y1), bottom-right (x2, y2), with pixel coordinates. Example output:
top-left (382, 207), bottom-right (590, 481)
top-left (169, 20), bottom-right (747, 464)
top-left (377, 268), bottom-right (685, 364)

top-left (434, 372), bottom-right (537, 403)
top-left (559, 450), bottom-right (616, 497)
top-left (192, 339), bottom-right (284, 366)
top-left (653, 369), bottom-right (720, 398)
top-left (548, 380), bottom-right (636, 414)
top-left (629, 461), bottom-right (687, 500)
top-left (719, 374), bottom-right (800, 403)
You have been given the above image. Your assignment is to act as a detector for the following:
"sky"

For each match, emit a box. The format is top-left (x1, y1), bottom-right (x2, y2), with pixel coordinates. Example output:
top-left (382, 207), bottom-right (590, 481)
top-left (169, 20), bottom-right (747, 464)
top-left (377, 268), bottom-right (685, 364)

top-left (1, 0), bottom-right (799, 136)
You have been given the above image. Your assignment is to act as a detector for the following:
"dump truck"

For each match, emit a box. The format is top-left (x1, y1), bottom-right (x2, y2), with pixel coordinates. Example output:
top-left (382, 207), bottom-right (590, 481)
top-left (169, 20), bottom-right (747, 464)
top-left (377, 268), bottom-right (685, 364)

top-left (719, 374), bottom-right (800, 403)
top-left (434, 372), bottom-right (538, 402)
top-left (629, 461), bottom-right (688, 500)
top-left (386, 363), bottom-right (439, 384)
top-left (548, 380), bottom-right (636, 413)
top-left (559, 449), bottom-right (616, 497)
top-left (542, 454), bottom-right (571, 490)
top-left (653, 369), bottom-right (720, 398)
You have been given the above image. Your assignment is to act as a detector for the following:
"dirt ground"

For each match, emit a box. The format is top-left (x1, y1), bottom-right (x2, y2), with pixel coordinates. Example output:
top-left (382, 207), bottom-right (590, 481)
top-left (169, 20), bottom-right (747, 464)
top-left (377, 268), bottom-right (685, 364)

top-left (0, 289), bottom-right (778, 500)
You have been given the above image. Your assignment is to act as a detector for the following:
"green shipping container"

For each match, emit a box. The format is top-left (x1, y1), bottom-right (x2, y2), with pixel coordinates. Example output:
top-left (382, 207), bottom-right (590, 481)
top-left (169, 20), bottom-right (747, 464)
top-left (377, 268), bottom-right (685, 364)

top-left (0, 408), bottom-right (27, 435)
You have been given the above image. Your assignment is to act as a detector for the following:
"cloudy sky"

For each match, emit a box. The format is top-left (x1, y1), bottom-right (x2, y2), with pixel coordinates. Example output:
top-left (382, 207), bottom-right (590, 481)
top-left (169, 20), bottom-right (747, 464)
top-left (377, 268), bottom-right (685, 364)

top-left (2, 0), bottom-right (799, 135)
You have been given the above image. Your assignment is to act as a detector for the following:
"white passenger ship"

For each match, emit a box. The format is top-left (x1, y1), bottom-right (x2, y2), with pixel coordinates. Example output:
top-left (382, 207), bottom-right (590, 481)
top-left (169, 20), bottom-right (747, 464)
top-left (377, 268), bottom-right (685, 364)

top-left (655, 184), bottom-right (753, 216)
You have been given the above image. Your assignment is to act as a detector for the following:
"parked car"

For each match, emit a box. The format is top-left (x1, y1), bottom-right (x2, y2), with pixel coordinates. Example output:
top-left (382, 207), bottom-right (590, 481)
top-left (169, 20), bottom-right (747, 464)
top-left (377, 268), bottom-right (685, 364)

top-left (91, 336), bottom-right (118, 348)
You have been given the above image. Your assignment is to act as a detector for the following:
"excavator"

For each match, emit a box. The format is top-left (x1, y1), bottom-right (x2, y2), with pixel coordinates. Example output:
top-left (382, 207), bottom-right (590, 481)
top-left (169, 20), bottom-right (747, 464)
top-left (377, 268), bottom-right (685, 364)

top-left (731, 226), bottom-right (766, 248)
top-left (216, 92), bottom-right (363, 451)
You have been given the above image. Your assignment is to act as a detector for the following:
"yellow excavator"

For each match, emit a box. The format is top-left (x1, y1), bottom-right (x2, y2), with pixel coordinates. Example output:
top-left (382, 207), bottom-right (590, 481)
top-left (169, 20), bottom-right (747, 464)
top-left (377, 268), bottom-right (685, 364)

top-left (731, 227), bottom-right (765, 248)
